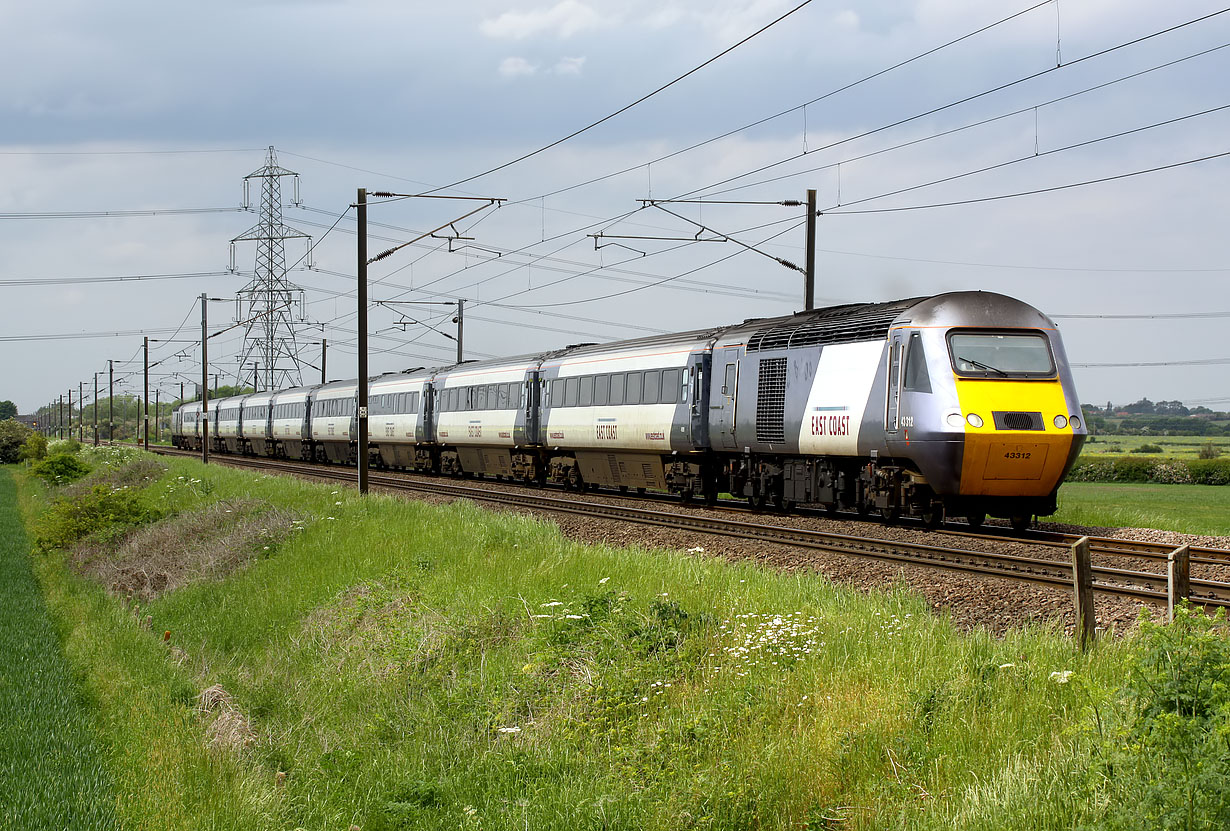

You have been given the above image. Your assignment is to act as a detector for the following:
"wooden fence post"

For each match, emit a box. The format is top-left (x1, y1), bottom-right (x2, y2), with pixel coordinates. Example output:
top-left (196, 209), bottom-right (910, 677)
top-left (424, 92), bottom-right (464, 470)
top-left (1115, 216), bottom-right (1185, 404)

top-left (1168, 544), bottom-right (1191, 622)
top-left (1070, 536), bottom-right (1095, 650)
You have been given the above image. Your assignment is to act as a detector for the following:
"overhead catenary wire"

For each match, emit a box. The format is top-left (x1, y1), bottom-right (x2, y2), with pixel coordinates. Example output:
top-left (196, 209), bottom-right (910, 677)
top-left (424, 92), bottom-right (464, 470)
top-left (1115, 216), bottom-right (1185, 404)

top-left (429, 0), bottom-right (820, 193)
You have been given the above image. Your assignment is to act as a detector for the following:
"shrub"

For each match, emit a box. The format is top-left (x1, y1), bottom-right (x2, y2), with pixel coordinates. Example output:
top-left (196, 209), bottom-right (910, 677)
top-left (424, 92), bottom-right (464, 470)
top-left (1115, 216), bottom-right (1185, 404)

top-left (1148, 461), bottom-right (1193, 484)
top-left (47, 438), bottom-right (82, 455)
top-left (20, 432), bottom-right (48, 462)
top-left (30, 453), bottom-right (92, 485)
top-left (1199, 442), bottom-right (1223, 460)
top-left (1091, 607), bottom-right (1230, 828)
top-left (1132, 443), bottom-right (1164, 454)
top-left (33, 484), bottom-right (164, 553)
top-left (0, 419), bottom-right (33, 463)
top-left (1188, 459), bottom-right (1230, 486)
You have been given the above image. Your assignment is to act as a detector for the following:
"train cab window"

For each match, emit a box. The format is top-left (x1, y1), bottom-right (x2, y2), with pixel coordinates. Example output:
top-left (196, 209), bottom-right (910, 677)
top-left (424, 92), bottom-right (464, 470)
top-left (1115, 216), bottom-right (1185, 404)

top-left (903, 333), bottom-right (931, 393)
top-left (609, 373), bottom-right (625, 405)
top-left (723, 363), bottom-right (736, 396)
top-left (593, 374), bottom-right (609, 406)
top-left (579, 376), bottom-right (593, 406)
top-left (565, 377), bottom-right (579, 407)
top-left (626, 372), bottom-right (642, 405)
top-left (948, 331), bottom-right (1055, 378)
top-left (642, 370), bottom-right (660, 404)
top-left (661, 369), bottom-right (682, 404)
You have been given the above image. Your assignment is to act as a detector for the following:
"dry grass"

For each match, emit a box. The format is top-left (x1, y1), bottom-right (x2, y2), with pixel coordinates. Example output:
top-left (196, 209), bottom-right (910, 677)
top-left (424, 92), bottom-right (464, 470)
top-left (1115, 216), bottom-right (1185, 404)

top-left (197, 685), bottom-right (256, 751)
top-left (72, 499), bottom-right (303, 601)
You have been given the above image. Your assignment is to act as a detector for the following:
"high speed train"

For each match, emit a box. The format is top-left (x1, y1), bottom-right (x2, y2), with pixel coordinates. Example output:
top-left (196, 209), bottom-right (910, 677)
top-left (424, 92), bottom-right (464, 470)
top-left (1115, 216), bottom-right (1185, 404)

top-left (172, 291), bottom-right (1087, 530)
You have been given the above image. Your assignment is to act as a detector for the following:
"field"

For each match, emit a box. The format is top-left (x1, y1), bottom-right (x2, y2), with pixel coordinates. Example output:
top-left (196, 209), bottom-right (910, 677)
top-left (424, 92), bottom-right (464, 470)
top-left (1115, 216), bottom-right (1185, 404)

top-left (1080, 434), bottom-right (1230, 458)
top-left (1051, 482), bottom-right (1230, 537)
top-left (7, 449), bottom-right (1230, 828)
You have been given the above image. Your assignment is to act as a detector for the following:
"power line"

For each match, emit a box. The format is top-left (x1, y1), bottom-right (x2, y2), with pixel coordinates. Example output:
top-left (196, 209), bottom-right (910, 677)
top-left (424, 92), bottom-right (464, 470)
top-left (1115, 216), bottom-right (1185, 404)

top-left (822, 150), bottom-right (1230, 214)
top-left (431, 0), bottom-right (819, 193)
top-left (526, 0), bottom-right (1058, 202)
top-left (0, 271), bottom-right (234, 287)
top-left (678, 7), bottom-right (1230, 200)
top-left (0, 207), bottom-right (246, 219)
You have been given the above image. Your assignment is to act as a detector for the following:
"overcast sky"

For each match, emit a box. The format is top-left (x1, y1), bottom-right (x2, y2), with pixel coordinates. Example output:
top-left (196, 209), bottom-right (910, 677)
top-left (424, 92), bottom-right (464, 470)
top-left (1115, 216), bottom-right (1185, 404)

top-left (2, 0), bottom-right (1227, 415)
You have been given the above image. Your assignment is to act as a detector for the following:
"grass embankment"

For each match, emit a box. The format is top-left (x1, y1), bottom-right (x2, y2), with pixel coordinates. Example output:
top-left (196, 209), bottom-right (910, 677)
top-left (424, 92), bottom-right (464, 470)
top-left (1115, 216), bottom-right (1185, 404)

top-left (14, 448), bottom-right (1230, 829)
top-left (1052, 482), bottom-right (1230, 536)
top-left (0, 468), bottom-right (117, 829)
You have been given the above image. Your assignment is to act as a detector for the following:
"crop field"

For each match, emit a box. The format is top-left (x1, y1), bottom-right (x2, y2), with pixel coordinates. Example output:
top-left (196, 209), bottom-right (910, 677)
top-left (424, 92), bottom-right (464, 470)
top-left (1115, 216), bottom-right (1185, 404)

top-left (1080, 434), bottom-right (1230, 458)
top-left (8, 447), bottom-right (1230, 829)
top-left (0, 469), bottom-right (117, 829)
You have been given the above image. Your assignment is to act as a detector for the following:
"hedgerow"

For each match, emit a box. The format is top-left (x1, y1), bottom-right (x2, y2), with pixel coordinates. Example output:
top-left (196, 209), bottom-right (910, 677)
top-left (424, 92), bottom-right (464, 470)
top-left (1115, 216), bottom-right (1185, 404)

top-left (1065, 456), bottom-right (1230, 485)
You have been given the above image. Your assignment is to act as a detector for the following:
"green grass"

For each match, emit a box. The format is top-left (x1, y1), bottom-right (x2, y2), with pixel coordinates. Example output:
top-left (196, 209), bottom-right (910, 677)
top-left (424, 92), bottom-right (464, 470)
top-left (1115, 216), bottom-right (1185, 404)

top-left (1081, 434), bottom-right (1230, 458)
top-left (1053, 482), bottom-right (1230, 536)
top-left (13, 450), bottom-right (1211, 829)
top-left (0, 468), bottom-right (118, 829)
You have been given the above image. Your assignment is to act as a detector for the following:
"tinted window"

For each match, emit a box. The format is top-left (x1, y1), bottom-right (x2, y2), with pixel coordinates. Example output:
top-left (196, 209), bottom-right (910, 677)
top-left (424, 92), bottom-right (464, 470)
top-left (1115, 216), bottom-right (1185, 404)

top-left (609, 373), bottom-right (624, 405)
top-left (626, 372), bottom-right (641, 405)
top-left (593, 374), bottom-right (608, 406)
top-left (642, 370), bottom-right (660, 404)
top-left (579, 376), bottom-right (593, 406)
top-left (903, 333), bottom-right (931, 392)
top-left (662, 368), bottom-right (682, 404)
top-left (496, 384), bottom-right (508, 409)
top-left (551, 379), bottom-right (564, 407)
top-left (565, 377), bottom-right (579, 407)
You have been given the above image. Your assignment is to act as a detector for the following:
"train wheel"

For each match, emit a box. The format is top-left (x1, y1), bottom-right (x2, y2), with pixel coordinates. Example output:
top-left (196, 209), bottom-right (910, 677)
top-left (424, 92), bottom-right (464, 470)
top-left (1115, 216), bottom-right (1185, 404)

top-left (680, 489), bottom-right (694, 506)
top-left (566, 467), bottom-right (583, 491)
top-left (920, 503), bottom-right (945, 530)
top-left (748, 492), bottom-right (767, 512)
top-left (879, 505), bottom-right (899, 525)
top-left (1010, 514), bottom-right (1031, 532)
top-left (966, 512), bottom-right (986, 529)
top-left (703, 480), bottom-right (719, 508)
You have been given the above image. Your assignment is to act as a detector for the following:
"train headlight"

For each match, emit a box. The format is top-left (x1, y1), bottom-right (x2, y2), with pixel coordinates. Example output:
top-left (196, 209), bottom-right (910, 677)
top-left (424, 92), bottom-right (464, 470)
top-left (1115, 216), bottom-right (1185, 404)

top-left (966, 413), bottom-right (984, 428)
top-left (1070, 416), bottom-right (1082, 430)
top-left (946, 413), bottom-right (965, 429)
top-left (1053, 415), bottom-right (1068, 429)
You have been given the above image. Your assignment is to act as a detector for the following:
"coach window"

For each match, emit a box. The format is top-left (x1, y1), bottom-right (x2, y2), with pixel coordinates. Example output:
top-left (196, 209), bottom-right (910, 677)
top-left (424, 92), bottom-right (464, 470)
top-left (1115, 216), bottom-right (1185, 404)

top-left (579, 376), bottom-right (594, 406)
top-left (609, 373), bottom-right (625, 405)
top-left (487, 384), bottom-right (498, 409)
top-left (565, 377), bottom-right (579, 407)
top-left (593, 374), bottom-right (609, 406)
top-left (642, 370), bottom-right (660, 404)
top-left (626, 372), bottom-right (642, 405)
top-left (662, 369), bottom-right (681, 404)
top-left (551, 379), bottom-right (564, 407)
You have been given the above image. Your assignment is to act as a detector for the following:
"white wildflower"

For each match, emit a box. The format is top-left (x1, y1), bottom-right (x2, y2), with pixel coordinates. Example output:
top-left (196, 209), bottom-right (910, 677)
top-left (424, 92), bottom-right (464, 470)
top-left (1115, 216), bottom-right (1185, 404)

top-left (497, 726), bottom-right (521, 734)
top-left (1050, 670), bottom-right (1073, 684)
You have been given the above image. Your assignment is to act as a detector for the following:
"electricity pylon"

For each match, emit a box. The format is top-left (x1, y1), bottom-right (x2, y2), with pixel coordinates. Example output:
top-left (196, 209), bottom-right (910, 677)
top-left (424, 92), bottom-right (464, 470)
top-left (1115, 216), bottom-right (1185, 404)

top-left (230, 146), bottom-right (313, 391)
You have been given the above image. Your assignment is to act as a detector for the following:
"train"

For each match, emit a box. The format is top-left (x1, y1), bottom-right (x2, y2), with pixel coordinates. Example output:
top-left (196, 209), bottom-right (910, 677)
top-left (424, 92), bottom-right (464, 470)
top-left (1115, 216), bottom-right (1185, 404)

top-left (172, 291), bottom-right (1087, 530)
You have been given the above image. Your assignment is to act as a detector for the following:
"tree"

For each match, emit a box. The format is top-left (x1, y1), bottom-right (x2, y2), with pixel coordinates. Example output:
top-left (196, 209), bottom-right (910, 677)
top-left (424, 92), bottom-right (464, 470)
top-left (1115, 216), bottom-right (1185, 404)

top-left (0, 418), bottom-right (32, 462)
top-left (0, 400), bottom-right (16, 420)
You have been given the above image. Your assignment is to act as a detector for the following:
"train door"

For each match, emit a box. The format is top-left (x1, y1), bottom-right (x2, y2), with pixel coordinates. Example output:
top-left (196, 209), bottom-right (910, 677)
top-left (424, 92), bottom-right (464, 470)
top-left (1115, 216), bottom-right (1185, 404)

top-left (524, 372), bottom-right (540, 444)
top-left (886, 334), bottom-right (904, 433)
top-left (711, 347), bottom-right (740, 449)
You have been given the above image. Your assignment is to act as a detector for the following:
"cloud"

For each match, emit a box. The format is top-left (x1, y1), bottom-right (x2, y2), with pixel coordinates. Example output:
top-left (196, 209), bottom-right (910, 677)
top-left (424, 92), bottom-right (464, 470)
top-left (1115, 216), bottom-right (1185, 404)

top-left (553, 56), bottom-right (586, 75)
top-left (498, 56), bottom-right (538, 77)
top-left (480, 1), bottom-right (616, 40)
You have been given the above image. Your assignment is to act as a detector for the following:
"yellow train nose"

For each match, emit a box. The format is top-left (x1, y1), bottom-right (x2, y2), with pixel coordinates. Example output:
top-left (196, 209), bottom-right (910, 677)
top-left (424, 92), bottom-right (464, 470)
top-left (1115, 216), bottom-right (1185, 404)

top-left (954, 380), bottom-right (1076, 497)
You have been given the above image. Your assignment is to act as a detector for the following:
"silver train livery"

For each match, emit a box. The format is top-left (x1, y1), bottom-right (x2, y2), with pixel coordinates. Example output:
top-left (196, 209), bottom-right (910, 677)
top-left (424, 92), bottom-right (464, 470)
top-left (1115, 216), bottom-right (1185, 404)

top-left (172, 291), bottom-right (1087, 529)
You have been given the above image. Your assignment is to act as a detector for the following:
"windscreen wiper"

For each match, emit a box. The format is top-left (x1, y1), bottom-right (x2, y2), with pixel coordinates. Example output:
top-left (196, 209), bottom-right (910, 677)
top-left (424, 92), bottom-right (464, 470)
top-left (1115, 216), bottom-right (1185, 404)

top-left (958, 356), bottom-right (1007, 376)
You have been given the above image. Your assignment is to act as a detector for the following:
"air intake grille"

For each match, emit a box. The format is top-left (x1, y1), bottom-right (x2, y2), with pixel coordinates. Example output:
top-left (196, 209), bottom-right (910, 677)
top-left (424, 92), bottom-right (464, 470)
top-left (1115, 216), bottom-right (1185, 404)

top-left (745, 300), bottom-right (920, 352)
top-left (755, 358), bottom-right (788, 443)
top-left (993, 411), bottom-right (1043, 431)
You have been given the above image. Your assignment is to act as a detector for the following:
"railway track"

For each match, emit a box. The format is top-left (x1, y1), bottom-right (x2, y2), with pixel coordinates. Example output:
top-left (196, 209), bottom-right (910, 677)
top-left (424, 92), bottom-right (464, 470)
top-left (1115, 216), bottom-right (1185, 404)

top-left (152, 446), bottom-right (1230, 610)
